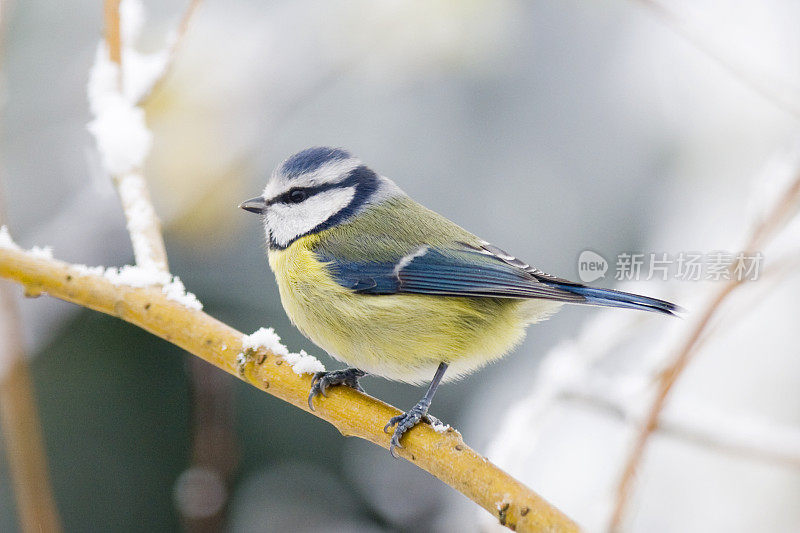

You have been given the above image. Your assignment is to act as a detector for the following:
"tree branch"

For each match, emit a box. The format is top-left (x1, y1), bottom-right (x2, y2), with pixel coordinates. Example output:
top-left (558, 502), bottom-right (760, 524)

top-left (101, 0), bottom-right (170, 272)
top-left (113, 173), bottom-right (169, 271)
top-left (103, 0), bottom-right (122, 68)
top-left (0, 246), bottom-right (580, 533)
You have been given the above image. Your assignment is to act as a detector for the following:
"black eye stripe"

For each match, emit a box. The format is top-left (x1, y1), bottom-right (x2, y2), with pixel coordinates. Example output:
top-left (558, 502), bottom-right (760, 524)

top-left (267, 165), bottom-right (374, 208)
top-left (273, 182), bottom-right (342, 205)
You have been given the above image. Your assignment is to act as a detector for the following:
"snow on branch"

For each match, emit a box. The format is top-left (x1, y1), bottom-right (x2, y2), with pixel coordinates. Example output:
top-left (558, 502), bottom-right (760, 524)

top-left (1, 227), bottom-right (201, 311)
top-left (0, 243), bottom-right (579, 533)
top-left (90, 0), bottom-right (201, 274)
top-left (239, 327), bottom-right (325, 376)
top-left (0, 225), bottom-right (19, 250)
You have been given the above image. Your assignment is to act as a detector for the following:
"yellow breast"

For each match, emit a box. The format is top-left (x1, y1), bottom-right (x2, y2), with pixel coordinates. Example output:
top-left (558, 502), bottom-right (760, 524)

top-left (268, 234), bottom-right (560, 384)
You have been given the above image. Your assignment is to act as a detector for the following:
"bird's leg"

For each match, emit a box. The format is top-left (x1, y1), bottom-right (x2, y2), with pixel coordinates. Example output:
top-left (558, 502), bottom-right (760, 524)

top-left (308, 368), bottom-right (366, 410)
top-left (384, 362), bottom-right (448, 458)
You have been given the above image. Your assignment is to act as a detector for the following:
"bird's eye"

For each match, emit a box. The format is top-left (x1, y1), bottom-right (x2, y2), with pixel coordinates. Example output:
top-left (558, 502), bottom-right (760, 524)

top-left (288, 189), bottom-right (307, 203)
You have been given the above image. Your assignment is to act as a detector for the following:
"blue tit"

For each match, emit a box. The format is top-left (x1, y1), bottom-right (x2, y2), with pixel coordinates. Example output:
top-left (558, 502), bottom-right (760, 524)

top-left (240, 147), bottom-right (680, 456)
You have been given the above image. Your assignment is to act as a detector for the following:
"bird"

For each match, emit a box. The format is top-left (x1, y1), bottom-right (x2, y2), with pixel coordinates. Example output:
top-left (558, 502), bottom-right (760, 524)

top-left (240, 146), bottom-right (681, 457)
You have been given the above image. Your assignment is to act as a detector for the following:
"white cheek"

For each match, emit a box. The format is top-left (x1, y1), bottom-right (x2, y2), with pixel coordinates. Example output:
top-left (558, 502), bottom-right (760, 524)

top-left (265, 187), bottom-right (356, 247)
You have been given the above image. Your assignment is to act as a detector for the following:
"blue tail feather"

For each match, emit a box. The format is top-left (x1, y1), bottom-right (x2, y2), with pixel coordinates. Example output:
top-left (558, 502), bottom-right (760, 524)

top-left (543, 283), bottom-right (683, 316)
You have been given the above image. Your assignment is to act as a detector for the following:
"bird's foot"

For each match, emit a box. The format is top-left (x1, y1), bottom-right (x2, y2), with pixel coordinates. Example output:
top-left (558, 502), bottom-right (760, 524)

top-left (307, 368), bottom-right (366, 410)
top-left (384, 399), bottom-right (438, 458)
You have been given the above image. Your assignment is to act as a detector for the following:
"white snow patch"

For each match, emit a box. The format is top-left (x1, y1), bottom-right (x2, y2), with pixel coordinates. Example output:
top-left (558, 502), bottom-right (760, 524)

top-left (72, 264), bottom-right (107, 277)
top-left (29, 246), bottom-right (54, 259)
top-left (0, 225), bottom-right (19, 250)
top-left (0, 227), bottom-right (54, 259)
top-left (87, 0), bottom-right (170, 176)
top-left (115, 172), bottom-right (166, 272)
top-left (495, 496), bottom-right (511, 512)
top-left (118, 173), bottom-right (156, 233)
top-left (242, 327), bottom-right (289, 357)
top-left (430, 419), bottom-right (451, 433)
top-left (100, 264), bottom-right (203, 310)
top-left (283, 349), bottom-right (326, 375)
top-left (87, 55), bottom-right (152, 176)
top-left (122, 47), bottom-right (169, 104)
top-left (119, 0), bottom-right (145, 45)
top-left (161, 276), bottom-right (203, 310)
top-left (240, 327), bottom-right (325, 375)
top-left (104, 264), bottom-right (171, 287)
top-left (87, 43), bottom-right (122, 116)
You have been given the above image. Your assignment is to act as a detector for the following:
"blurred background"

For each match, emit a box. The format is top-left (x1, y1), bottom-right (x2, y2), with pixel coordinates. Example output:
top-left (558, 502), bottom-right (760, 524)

top-left (1, 0), bottom-right (799, 531)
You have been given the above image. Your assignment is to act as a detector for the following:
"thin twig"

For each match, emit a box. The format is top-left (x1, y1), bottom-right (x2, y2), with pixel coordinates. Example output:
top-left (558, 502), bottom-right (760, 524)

top-left (0, 247), bottom-right (580, 533)
top-left (113, 173), bottom-right (169, 271)
top-left (103, 0), bottom-right (122, 75)
top-left (608, 168), bottom-right (800, 531)
top-left (101, 1), bottom-right (169, 272)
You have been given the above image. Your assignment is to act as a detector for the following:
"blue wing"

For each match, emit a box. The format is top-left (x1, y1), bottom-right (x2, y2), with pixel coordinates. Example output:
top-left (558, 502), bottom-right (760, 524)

top-left (316, 242), bottom-right (587, 303)
top-left (315, 241), bottom-right (682, 316)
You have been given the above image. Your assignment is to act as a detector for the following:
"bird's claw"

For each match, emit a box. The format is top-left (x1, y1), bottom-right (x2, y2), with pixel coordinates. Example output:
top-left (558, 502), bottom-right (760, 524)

top-left (383, 400), bottom-right (436, 458)
top-left (307, 368), bottom-right (365, 411)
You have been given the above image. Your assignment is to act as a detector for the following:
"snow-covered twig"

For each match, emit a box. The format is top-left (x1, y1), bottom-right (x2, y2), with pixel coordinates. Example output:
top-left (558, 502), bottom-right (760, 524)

top-left (93, 0), bottom-right (168, 271)
top-left (0, 244), bottom-right (580, 533)
top-left (240, 327), bottom-right (325, 376)
top-left (93, 0), bottom-right (202, 272)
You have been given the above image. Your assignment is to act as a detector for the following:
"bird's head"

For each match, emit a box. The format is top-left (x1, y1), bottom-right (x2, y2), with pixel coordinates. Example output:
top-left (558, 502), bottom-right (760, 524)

top-left (239, 147), bottom-right (401, 249)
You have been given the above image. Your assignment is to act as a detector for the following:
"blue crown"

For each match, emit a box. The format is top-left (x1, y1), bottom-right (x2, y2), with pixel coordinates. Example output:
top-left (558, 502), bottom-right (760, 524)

top-left (280, 147), bottom-right (352, 178)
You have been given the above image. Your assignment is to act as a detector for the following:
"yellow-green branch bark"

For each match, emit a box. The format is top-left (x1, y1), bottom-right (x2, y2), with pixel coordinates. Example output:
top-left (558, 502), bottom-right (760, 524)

top-left (0, 246), bottom-right (579, 533)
